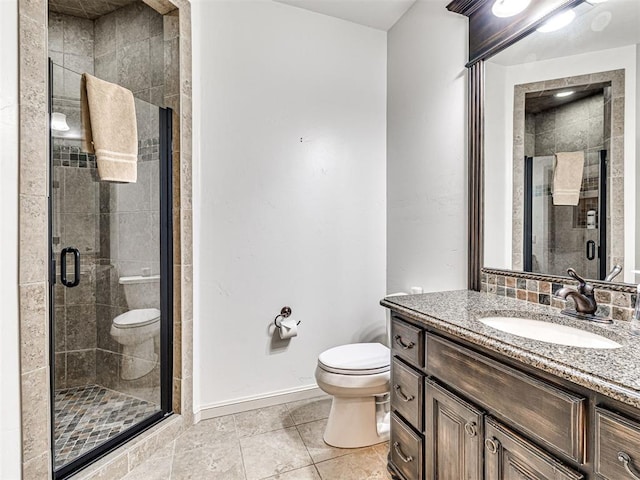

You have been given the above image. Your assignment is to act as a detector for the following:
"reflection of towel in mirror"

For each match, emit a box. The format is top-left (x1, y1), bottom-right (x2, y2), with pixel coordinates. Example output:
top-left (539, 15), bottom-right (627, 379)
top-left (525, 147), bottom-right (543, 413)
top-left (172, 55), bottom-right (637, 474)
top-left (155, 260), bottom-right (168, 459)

top-left (552, 151), bottom-right (584, 206)
top-left (81, 73), bottom-right (138, 183)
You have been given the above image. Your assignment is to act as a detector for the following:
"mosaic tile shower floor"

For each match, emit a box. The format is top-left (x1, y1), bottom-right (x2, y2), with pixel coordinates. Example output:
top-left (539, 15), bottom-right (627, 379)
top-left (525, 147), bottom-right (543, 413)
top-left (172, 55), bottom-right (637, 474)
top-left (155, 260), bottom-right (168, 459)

top-left (54, 384), bottom-right (159, 468)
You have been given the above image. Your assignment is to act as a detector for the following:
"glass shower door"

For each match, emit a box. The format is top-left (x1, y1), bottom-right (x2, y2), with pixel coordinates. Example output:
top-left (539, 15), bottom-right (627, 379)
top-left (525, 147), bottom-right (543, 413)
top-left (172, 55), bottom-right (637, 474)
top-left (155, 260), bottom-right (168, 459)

top-left (49, 62), bottom-right (173, 477)
top-left (524, 150), bottom-right (607, 280)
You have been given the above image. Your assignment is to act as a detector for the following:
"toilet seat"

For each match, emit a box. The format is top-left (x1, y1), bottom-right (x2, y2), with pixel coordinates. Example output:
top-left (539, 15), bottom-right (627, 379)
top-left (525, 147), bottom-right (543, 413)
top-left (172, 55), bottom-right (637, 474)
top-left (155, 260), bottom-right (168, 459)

top-left (318, 343), bottom-right (390, 375)
top-left (113, 308), bottom-right (161, 329)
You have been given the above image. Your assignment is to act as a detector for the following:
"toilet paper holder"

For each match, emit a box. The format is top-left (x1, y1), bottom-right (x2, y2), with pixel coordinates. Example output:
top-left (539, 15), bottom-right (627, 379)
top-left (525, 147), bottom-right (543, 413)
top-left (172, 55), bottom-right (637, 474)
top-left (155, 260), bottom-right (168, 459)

top-left (274, 306), bottom-right (300, 329)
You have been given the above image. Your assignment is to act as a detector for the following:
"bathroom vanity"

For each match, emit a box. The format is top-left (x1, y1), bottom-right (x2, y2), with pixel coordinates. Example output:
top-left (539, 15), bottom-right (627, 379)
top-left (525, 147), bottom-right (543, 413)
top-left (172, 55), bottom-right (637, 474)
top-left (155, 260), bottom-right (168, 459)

top-left (382, 291), bottom-right (640, 480)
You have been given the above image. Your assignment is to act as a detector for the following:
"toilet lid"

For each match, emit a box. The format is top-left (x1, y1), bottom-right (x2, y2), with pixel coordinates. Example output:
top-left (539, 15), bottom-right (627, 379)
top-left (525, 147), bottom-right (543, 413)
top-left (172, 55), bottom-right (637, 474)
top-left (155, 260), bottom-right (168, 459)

top-left (113, 308), bottom-right (161, 328)
top-left (318, 343), bottom-right (390, 375)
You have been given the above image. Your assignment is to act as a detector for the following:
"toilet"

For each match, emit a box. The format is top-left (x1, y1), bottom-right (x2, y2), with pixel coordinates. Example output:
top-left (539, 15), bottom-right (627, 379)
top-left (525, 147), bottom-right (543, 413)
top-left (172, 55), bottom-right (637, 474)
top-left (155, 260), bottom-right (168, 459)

top-left (110, 275), bottom-right (161, 380)
top-left (315, 342), bottom-right (391, 448)
top-left (315, 293), bottom-right (407, 448)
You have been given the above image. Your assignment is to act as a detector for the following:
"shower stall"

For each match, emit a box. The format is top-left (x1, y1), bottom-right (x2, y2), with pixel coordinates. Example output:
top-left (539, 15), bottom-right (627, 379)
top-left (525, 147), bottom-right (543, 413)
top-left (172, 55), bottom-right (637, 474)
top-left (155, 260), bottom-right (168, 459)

top-left (49, 59), bottom-right (173, 477)
top-left (523, 150), bottom-right (607, 280)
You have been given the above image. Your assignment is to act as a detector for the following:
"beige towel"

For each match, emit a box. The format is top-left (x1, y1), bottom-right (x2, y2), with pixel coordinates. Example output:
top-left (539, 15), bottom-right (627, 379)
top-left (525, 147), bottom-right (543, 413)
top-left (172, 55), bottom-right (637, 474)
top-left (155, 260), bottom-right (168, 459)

top-left (81, 73), bottom-right (138, 183)
top-left (552, 151), bottom-right (584, 206)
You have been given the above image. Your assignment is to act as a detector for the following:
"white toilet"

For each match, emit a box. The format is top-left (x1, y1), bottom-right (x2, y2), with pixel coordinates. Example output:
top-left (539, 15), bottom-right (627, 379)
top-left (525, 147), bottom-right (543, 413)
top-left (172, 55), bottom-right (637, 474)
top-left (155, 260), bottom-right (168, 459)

top-left (315, 342), bottom-right (391, 448)
top-left (110, 275), bottom-right (161, 380)
top-left (315, 293), bottom-right (407, 448)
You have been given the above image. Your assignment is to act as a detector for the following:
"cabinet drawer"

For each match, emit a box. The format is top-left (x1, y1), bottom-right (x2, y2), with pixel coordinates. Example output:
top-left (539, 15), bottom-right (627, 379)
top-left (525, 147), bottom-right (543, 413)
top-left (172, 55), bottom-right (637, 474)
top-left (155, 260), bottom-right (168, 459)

top-left (595, 407), bottom-right (640, 480)
top-left (390, 413), bottom-right (423, 480)
top-left (485, 418), bottom-right (583, 480)
top-left (391, 358), bottom-right (423, 431)
top-left (426, 335), bottom-right (586, 462)
top-left (391, 317), bottom-right (424, 368)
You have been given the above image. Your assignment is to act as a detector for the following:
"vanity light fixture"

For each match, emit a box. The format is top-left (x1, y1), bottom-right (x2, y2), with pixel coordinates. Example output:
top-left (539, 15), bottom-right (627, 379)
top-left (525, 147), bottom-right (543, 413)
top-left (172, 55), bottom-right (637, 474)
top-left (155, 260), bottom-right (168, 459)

top-left (537, 9), bottom-right (577, 32)
top-left (51, 112), bottom-right (70, 132)
top-left (555, 91), bottom-right (575, 98)
top-left (491, 0), bottom-right (531, 18)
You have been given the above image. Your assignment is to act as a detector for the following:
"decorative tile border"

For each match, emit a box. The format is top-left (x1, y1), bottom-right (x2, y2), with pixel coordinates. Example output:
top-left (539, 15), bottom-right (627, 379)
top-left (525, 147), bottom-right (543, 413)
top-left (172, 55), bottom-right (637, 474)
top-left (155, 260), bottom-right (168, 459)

top-left (17, 0), bottom-right (193, 477)
top-left (481, 268), bottom-right (637, 322)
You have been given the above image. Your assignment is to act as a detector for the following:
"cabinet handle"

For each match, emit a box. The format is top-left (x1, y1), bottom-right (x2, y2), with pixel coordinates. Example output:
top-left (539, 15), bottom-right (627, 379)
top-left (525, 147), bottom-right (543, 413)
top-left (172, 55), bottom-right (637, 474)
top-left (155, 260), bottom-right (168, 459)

top-left (618, 452), bottom-right (640, 480)
top-left (464, 422), bottom-right (477, 437)
top-left (485, 437), bottom-right (500, 454)
top-left (394, 384), bottom-right (414, 402)
top-left (394, 335), bottom-right (415, 350)
top-left (393, 442), bottom-right (413, 463)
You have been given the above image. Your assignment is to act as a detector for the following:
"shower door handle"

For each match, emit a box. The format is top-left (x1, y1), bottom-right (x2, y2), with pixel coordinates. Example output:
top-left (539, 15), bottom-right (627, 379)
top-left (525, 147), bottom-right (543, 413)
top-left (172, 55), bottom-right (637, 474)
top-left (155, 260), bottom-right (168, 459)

top-left (60, 247), bottom-right (80, 287)
top-left (586, 240), bottom-right (596, 261)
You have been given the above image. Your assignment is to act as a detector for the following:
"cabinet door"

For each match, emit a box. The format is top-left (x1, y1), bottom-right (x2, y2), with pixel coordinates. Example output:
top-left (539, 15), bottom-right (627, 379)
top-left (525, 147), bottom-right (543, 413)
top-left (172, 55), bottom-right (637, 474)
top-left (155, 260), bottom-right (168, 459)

top-left (425, 379), bottom-right (483, 480)
top-left (484, 418), bottom-right (584, 480)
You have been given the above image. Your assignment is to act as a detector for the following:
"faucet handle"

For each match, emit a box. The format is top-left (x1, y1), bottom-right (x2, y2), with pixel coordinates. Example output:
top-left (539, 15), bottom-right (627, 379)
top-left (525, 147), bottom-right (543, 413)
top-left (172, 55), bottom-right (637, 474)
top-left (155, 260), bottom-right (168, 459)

top-left (567, 268), bottom-right (593, 295)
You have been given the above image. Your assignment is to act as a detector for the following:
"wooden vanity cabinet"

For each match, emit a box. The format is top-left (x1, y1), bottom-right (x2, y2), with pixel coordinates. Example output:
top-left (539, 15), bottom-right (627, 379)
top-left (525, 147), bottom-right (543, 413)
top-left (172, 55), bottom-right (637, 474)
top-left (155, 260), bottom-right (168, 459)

top-left (387, 314), bottom-right (591, 480)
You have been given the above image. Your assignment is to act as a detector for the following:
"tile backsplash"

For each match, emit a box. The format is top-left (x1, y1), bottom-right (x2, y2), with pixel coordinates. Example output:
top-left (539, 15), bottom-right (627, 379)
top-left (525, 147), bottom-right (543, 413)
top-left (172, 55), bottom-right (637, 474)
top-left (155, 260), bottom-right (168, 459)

top-left (481, 269), bottom-right (637, 322)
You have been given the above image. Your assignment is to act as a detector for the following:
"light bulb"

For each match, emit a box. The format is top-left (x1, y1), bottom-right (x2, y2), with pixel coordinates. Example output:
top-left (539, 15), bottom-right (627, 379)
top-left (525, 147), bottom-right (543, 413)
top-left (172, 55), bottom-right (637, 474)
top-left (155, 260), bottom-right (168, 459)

top-left (555, 91), bottom-right (575, 98)
top-left (51, 112), bottom-right (70, 132)
top-left (492, 0), bottom-right (531, 18)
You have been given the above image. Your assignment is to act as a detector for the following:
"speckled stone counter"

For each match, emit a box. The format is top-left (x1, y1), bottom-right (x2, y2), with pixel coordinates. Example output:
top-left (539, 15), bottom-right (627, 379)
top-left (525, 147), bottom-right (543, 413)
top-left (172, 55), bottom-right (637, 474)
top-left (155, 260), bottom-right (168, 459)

top-left (381, 290), bottom-right (640, 409)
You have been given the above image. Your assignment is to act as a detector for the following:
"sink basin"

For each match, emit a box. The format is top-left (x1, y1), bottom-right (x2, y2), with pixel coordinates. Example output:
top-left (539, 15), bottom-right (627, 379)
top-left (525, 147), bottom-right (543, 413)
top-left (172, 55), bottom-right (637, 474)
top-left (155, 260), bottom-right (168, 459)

top-left (479, 317), bottom-right (622, 349)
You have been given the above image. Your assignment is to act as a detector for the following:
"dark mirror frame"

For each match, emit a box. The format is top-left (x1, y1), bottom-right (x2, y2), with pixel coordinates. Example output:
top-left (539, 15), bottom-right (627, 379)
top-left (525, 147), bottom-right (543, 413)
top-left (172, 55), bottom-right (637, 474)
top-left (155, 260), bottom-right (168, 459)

top-left (446, 0), bottom-right (587, 290)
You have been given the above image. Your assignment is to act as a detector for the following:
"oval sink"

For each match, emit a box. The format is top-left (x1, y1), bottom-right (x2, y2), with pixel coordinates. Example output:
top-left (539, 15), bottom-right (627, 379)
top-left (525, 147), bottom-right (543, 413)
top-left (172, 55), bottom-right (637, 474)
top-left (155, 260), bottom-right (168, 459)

top-left (479, 316), bottom-right (622, 349)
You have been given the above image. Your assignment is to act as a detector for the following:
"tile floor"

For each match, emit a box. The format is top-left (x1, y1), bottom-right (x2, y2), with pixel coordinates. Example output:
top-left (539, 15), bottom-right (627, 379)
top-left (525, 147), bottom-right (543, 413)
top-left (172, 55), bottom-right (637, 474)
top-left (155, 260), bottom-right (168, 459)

top-left (123, 395), bottom-right (393, 479)
top-left (55, 384), bottom-right (160, 468)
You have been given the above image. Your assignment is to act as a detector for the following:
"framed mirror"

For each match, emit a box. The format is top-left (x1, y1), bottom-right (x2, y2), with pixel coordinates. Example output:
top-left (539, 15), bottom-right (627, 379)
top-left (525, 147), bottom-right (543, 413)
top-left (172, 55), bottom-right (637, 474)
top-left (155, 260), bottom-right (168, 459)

top-left (450, 0), bottom-right (640, 288)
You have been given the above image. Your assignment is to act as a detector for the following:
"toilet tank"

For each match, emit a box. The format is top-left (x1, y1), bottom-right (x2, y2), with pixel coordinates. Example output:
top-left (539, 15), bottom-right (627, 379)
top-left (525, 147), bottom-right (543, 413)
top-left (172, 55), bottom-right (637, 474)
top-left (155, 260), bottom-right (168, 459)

top-left (119, 275), bottom-right (161, 310)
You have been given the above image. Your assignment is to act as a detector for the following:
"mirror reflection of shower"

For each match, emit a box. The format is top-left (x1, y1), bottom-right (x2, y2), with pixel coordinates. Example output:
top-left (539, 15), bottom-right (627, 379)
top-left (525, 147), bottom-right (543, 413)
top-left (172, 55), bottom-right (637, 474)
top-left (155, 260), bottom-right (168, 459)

top-left (523, 86), bottom-right (609, 280)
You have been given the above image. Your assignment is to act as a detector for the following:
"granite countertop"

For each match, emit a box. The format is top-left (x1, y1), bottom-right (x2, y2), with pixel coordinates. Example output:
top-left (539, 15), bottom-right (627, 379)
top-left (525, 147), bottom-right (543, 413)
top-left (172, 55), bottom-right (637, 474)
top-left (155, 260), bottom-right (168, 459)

top-left (380, 290), bottom-right (640, 409)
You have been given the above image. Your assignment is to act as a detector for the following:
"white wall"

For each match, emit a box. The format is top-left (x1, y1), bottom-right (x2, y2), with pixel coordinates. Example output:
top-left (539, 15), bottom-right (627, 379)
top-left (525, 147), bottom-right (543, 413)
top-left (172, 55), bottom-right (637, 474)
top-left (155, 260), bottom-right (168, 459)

top-left (193, 0), bottom-right (387, 414)
top-left (386, 0), bottom-right (468, 294)
top-left (0, 0), bottom-right (23, 477)
top-left (485, 45), bottom-right (638, 280)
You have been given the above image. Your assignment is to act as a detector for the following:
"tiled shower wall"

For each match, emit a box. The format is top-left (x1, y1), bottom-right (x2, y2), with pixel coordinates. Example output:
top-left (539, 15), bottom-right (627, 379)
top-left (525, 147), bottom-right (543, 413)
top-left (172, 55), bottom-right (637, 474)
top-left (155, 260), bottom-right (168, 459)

top-left (52, 159), bottom-right (100, 389)
top-left (94, 1), bottom-right (165, 106)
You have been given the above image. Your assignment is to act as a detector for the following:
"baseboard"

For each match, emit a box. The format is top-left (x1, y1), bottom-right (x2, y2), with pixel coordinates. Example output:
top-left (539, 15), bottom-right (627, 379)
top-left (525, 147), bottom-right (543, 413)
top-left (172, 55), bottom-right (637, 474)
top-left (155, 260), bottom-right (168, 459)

top-left (195, 385), bottom-right (326, 422)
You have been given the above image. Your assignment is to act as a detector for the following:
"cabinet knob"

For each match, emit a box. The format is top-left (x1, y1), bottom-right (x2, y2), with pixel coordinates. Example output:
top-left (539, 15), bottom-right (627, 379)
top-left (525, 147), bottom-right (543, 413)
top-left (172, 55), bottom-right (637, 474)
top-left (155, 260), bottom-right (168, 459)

top-left (464, 422), bottom-right (477, 437)
top-left (618, 452), bottom-right (640, 480)
top-left (485, 437), bottom-right (500, 454)
top-left (393, 441), bottom-right (413, 463)
top-left (394, 335), bottom-right (415, 350)
top-left (394, 384), bottom-right (415, 402)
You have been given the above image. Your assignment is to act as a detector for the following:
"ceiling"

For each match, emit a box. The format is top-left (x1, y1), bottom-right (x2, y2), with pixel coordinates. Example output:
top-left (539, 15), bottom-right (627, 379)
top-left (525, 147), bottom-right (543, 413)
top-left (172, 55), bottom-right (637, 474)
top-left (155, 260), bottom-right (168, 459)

top-left (490, 0), bottom-right (640, 66)
top-left (50, 0), bottom-right (418, 28)
top-left (49, 0), bottom-right (138, 20)
top-left (274, 0), bottom-right (417, 31)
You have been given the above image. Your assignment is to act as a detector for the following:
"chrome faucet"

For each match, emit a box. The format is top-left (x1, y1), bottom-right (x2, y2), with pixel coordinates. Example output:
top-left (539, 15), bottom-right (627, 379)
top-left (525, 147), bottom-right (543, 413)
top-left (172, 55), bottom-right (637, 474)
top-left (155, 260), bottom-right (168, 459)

top-left (555, 268), bottom-right (611, 323)
top-left (604, 264), bottom-right (623, 282)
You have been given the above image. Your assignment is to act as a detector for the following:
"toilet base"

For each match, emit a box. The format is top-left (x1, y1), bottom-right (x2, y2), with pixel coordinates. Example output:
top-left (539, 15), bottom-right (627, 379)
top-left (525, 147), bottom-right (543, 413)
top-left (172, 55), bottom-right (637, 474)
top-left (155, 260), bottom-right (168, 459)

top-left (121, 337), bottom-right (157, 380)
top-left (323, 395), bottom-right (389, 448)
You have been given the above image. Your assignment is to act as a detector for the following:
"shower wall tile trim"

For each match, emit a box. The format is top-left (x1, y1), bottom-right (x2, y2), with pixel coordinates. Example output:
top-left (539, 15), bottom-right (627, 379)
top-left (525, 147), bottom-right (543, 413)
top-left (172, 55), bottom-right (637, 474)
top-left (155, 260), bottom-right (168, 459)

top-left (17, 0), bottom-right (192, 477)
